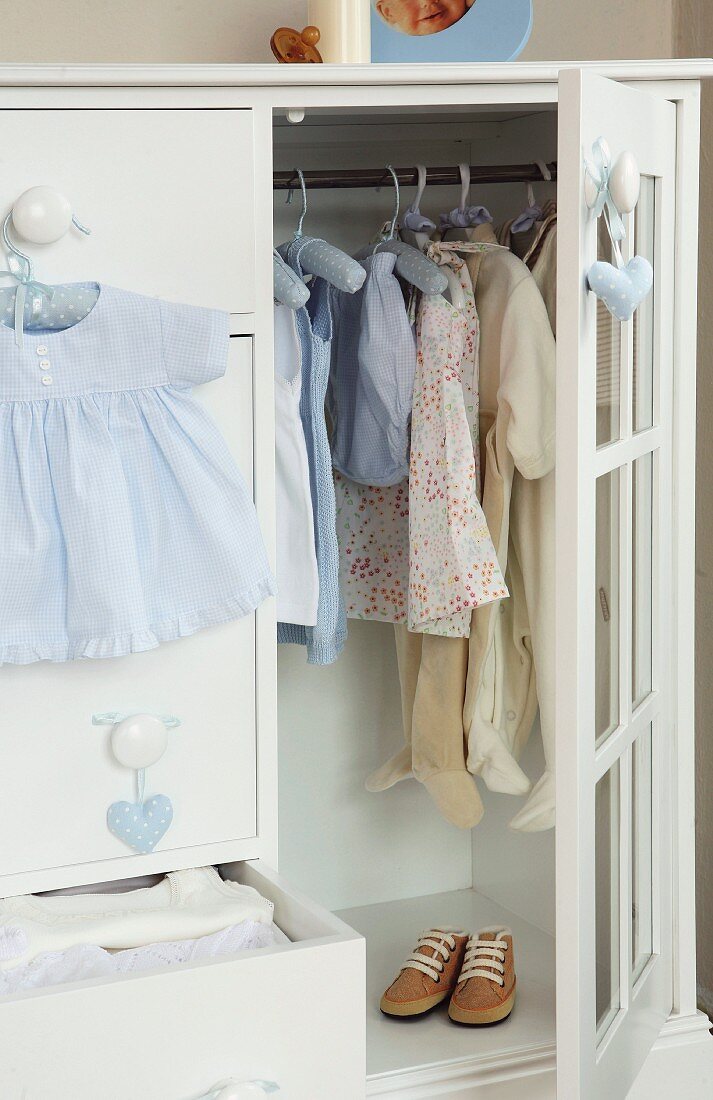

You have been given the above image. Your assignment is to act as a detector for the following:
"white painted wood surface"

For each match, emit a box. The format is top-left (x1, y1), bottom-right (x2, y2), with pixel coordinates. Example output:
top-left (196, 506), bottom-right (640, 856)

top-left (0, 339), bottom-right (261, 895)
top-left (0, 861), bottom-right (365, 1100)
top-left (669, 81), bottom-right (703, 1019)
top-left (556, 70), bottom-right (676, 1099)
top-left (0, 60), bottom-right (711, 87)
top-left (338, 887), bottom-right (554, 1097)
top-left (0, 109), bottom-right (255, 313)
top-left (0, 62), bottom-right (709, 1100)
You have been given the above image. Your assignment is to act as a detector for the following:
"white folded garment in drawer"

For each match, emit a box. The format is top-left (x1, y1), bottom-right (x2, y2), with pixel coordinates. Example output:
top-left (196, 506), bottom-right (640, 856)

top-left (0, 866), bottom-right (274, 970)
top-left (0, 918), bottom-right (282, 995)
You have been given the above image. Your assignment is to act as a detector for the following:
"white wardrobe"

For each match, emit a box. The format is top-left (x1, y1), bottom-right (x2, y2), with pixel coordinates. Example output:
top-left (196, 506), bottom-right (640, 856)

top-left (0, 60), bottom-right (711, 1100)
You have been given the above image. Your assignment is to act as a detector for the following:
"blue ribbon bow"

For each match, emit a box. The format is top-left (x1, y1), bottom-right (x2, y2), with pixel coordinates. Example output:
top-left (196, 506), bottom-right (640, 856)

top-left (585, 137), bottom-right (627, 245)
top-left (0, 214), bottom-right (54, 349)
top-left (511, 203), bottom-right (543, 235)
top-left (439, 204), bottom-right (493, 231)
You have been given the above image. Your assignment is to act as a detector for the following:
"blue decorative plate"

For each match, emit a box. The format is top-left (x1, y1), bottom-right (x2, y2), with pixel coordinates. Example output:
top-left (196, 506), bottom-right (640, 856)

top-left (370, 0), bottom-right (533, 63)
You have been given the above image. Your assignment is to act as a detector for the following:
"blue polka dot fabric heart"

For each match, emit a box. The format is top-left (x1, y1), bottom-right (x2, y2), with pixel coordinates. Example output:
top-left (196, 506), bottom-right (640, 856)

top-left (588, 256), bottom-right (653, 322)
top-left (107, 794), bottom-right (173, 854)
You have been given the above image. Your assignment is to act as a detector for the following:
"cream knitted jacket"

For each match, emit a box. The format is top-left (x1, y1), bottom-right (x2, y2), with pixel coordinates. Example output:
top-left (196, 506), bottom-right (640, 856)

top-left (461, 226), bottom-right (556, 832)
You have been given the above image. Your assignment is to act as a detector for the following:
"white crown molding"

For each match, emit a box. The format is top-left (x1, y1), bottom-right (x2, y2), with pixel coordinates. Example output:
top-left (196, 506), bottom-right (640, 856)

top-left (0, 59), bottom-right (711, 88)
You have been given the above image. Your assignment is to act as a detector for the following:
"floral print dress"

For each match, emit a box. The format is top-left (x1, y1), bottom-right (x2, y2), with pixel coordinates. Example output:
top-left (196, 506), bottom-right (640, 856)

top-left (408, 250), bottom-right (507, 637)
top-left (334, 244), bottom-right (507, 636)
top-left (334, 472), bottom-right (409, 624)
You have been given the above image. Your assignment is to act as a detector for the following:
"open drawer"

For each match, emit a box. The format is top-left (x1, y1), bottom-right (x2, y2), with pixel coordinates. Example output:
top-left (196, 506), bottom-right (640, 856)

top-left (0, 861), bottom-right (366, 1099)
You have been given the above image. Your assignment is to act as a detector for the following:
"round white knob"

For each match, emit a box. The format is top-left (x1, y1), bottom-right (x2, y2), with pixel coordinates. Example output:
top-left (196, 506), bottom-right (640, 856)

top-left (12, 187), bottom-right (74, 245)
top-left (608, 150), bottom-right (641, 214)
top-left (211, 1082), bottom-right (278, 1099)
top-left (110, 713), bottom-right (168, 770)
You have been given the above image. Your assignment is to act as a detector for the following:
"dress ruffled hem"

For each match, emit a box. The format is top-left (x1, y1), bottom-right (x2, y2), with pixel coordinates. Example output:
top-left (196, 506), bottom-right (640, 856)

top-left (0, 576), bottom-right (276, 665)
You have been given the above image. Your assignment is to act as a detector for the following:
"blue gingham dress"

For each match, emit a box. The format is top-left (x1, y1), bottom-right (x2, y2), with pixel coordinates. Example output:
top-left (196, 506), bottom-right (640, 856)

top-left (0, 283), bottom-right (275, 663)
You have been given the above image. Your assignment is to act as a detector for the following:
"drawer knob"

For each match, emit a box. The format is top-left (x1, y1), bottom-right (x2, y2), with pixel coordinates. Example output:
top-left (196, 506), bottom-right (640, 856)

top-left (199, 1081), bottom-right (279, 1099)
top-left (11, 185), bottom-right (91, 245)
top-left (93, 711), bottom-right (181, 855)
top-left (110, 713), bottom-right (169, 769)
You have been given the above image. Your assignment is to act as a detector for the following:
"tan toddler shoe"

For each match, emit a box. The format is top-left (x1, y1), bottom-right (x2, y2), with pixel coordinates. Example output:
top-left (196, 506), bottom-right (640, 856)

top-left (448, 926), bottom-right (516, 1025)
top-left (380, 929), bottom-right (469, 1017)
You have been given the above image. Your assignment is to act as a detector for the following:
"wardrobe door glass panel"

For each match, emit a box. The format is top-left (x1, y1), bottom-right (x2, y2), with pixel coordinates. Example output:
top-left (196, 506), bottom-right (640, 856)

top-left (596, 469), bottom-right (620, 745)
top-left (633, 177), bottom-right (656, 434)
top-left (632, 726), bottom-right (654, 983)
top-left (632, 452), bottom-right (654, 708)
top-left (596, 761), bottom-right (621, 1042)
top-left (596, 218), bottom-right (622, 448)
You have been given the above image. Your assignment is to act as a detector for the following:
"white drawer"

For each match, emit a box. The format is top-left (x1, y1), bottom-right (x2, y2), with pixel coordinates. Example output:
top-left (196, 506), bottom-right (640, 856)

top-left (0, 862), bottom-right (365, 1100)
top-left (0, 108), bottom-right (256, 314)
top-left (0, 337), bottom-right (267, 893)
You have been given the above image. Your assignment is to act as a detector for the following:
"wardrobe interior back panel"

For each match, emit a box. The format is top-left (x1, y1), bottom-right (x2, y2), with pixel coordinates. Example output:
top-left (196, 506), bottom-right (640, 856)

top-left (274, 109), bottom-right (558, 914)
top-left (0, 337), bottom-right (258, 884)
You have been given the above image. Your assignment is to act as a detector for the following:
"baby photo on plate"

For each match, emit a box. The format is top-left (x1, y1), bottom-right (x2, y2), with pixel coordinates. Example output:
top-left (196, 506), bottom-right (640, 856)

top-left (374, 0), bottom-right (475, 36)
top-left (371, 0), bottom-right (533, 61)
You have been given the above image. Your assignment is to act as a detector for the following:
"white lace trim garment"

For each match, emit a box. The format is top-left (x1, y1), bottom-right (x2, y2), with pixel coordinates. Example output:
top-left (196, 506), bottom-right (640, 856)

top-left (0, 866), bottom-right (275, 971)
top-left (0, 919), bottom-right (282, 995)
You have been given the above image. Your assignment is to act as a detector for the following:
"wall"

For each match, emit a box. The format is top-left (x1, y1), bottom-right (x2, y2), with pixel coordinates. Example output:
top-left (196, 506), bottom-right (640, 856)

top-left (0, 0), bottom-right (674, 65)
top-left (0, 0), bottom-right (304, 63)
top-left (675, 0), bottom-right (713, 1019)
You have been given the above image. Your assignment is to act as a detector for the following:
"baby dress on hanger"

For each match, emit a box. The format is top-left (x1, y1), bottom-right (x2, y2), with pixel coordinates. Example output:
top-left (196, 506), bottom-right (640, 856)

top-left (274, 303), bottom-right (319, 627)
top-left (277, 239), bottom-right (347, 665)
top-left (329, 251), bottom-right (416, 487)
top-left (331, 251), bottom-right (416, 623)
top-left (408, 248), bottom-right (507, 637)
top-left (0, 283), bottom-right (276, 663)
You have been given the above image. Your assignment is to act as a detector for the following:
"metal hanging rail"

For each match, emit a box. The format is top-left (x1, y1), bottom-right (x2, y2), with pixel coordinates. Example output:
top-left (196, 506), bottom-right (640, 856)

top-left (273, 162), bottom-right (557, 191)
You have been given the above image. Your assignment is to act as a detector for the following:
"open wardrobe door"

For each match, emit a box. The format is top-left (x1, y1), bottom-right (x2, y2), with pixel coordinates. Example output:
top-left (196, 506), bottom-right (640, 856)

top-left (556, 70), bottom-right (677, 1099)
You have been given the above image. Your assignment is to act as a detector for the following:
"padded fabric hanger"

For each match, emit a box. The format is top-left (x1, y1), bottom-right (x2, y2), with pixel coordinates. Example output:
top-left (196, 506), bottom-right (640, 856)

top-left (273, 248), bottom-right (310, 309)
top-left (511, 160), bottom-right (552, 234)
top-left (354, 166), bottom-right (448, 296)
top-left (401, 165), bottom-right (464, 309)
top-left (278, 170), bottom-right (366, 294)
top-left (439, 163), bottom-right (493, 240)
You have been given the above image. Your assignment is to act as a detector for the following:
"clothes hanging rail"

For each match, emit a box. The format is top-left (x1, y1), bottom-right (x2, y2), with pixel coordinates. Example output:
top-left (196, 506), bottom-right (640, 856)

top-left (273, 163), bottom-right (557, 191)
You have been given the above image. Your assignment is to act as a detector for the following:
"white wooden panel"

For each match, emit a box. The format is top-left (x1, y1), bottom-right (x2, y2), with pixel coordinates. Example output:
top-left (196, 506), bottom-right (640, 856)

top-left (556, 71), bottom-right (676, 1100)
top-left (0, 109), bottom-right (255, 313)
top-left (0, 338), bottom-right (259, 891)
top-left (338, 886), bottom-right (554, 1091)
top-left (278, 621), bottom-right (472, 912)
top-left (0, 861), bottom-right (366, 1100)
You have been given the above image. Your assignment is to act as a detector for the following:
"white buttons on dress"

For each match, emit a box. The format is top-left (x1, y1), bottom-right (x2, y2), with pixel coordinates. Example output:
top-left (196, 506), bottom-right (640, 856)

top-left (41, 376), bottom-right (53, 386)
top-left (36, 344), bottom-right (48, 355)
top-left (39, 359), bottom-right (51, 369)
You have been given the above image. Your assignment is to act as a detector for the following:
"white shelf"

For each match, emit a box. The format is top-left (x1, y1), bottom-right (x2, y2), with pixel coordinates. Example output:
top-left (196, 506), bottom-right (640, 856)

top-left (338, 888), bottom-right (556, 1095)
